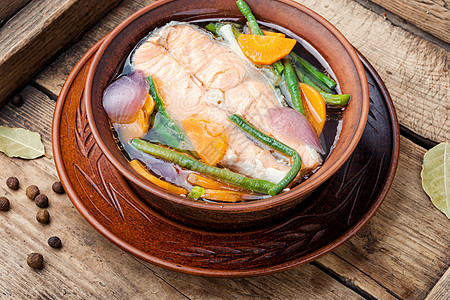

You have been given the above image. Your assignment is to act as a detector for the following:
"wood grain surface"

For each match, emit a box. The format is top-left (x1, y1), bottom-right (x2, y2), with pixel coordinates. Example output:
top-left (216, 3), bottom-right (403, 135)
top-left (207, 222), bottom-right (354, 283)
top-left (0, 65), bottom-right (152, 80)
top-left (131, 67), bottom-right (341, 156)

top-left (425, 267), bottom-right (450, 300)
top-left (1, 0), bottom-right (449, 298)
top-left (369, 0), bottom-right (450, 44)
top-left (0, 0), bottom-right (31, 25)
top-left (0, 0), bottom-right (121, 106)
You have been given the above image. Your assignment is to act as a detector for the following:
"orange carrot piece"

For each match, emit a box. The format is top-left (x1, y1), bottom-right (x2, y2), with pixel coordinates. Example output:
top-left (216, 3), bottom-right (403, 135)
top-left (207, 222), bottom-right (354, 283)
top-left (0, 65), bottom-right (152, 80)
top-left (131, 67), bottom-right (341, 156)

top-left (130, 160), bottom-right (187, 195)
top-left (187, 173), bottom-right (239, 191)
top-left (300, 83), bottom-right (327, 136)
top-left (202, 189), bottom-right (250, 203)
top-left (262, 29), bottom-right (285, 38)
top-left (181, 118), bottom-right (227, 166)
top-left (238, 34), bottom-right (296, 65)
top-left (142, 94), bottom-right (155, 115)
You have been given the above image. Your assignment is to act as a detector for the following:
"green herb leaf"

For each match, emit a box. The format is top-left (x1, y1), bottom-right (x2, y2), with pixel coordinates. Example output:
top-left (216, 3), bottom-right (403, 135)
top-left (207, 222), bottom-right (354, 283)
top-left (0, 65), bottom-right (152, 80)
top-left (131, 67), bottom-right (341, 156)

top-left (188, 186), bottom-right (205, 200)
top-left (0, 126), bottom-right (45, 159)
top-left (421, 142), bottom-right (449, 219)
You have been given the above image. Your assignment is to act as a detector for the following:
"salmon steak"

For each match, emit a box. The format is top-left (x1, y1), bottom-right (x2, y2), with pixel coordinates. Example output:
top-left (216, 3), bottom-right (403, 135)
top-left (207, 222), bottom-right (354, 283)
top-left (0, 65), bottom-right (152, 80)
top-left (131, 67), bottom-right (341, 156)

top-left (132, 22), bottom-right (322, 184)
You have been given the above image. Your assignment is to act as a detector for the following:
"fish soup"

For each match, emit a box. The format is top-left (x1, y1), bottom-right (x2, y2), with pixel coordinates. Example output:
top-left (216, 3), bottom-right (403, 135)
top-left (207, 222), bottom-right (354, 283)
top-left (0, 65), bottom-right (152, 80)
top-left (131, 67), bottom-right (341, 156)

top-left (102, 3), bottom-right (350, 203)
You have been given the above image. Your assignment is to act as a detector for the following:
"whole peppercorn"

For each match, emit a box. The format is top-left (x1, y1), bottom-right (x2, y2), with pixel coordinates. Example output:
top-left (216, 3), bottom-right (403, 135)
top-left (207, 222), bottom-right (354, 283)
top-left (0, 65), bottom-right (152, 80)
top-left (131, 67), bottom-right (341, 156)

top-left (35, 194), bottom-right (49, 208)
top-left (52, 181), bottom-right (65, 194)
top-left (26, 185), bottom-right (40, 200)
top-left (27, 253), bottom-right (43, 269)
top-left (48, 236), bottom-right (62, 249)
top-left (11, 94), bottom-right (24, 107)
top-left (6, 177), bottom-right (20, 190)
top-left (36, 209), bottom-right (50, 224)
top-left (0, 197), bottom-right (10, 211)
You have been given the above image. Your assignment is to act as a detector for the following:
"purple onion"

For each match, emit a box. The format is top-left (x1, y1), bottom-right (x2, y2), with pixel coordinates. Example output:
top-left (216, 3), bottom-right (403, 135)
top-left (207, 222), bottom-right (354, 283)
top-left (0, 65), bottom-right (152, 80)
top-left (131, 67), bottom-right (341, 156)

top-left (102, 70), bottom-right (149, 124)
top-left (267, 107), bottom-right (324, 154)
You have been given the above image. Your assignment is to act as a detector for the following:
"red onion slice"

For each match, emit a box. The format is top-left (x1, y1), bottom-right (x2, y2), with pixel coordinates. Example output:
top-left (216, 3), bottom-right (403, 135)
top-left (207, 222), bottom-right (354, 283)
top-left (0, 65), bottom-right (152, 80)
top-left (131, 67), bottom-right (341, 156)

top-left (102, 70), bottom-right (149, 124)
top-left (267, 107), bottom-right (324, 154)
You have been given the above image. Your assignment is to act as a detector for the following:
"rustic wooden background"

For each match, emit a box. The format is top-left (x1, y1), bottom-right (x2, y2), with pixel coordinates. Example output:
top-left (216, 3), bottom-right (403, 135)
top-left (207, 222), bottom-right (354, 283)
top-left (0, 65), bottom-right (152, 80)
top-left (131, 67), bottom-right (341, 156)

top-left (0, 0), bottom-right (449, 299)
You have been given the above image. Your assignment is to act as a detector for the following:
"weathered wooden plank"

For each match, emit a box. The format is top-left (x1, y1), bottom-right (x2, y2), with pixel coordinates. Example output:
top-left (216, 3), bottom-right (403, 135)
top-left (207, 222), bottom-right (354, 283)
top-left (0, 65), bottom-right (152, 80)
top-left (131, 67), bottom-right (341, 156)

top-left (0, 86), bottom-right (186, 299)
top-left (132, 257), bottom-right (364, 300)
top-left (316, 254), bottom-right (397, 300)
top-left (369, 0), bottom-right (450, 44)
top-left (35, 0), bottom-right (156, 100)
top-left (319, 136), bottom-right (450, 299)
top-left (426, 267), bottom-right (450, 300)
top-left (34, 0), bottom-right (449, 143)
top-left (0, 0), bottom-right (121, 106)
top-left (0, 0), bottom-right (31, 26)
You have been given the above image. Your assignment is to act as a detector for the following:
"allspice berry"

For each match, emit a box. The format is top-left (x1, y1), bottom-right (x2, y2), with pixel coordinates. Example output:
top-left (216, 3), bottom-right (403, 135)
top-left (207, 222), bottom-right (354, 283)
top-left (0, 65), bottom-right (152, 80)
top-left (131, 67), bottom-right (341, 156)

top-left (48, 236), bottom-right (62, 249)
top-left (6, 177), bottom-right (20, 190)
top-left (0, 197), bottom-right (10, 211)
top-left (27, 253), bottom-right (43, 269)
top-left (35, 194), bottom-right (49, 208)
top-left (11, 94), bottom-right (24, 107)
top-left (26, 185), bottom-right (40, 200)
top-left (52, 181), bottom-right (65, 194)
top-left (36, 209), bottom-right (50, 224)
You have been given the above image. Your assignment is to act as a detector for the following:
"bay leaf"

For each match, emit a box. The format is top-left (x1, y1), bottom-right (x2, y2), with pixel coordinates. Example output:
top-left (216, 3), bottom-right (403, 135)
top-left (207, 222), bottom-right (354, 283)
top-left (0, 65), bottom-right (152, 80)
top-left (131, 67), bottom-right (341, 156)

top-left (421, 142), bottom-right (449, 219)
top-left (0, 126), bottom-right (45, 159)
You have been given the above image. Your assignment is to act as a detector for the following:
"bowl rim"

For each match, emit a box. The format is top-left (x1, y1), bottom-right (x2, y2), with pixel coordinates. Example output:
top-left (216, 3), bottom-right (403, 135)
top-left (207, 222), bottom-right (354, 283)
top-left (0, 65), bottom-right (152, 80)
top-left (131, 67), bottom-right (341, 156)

top-left (85, 0), bottom-right (370, 212)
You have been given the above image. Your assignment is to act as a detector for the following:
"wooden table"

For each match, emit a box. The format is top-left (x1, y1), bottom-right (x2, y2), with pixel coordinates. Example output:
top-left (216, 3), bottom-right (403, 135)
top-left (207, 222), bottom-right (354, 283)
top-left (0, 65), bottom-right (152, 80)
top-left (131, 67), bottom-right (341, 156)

top-left (0, 0), bottom-right (448, 298)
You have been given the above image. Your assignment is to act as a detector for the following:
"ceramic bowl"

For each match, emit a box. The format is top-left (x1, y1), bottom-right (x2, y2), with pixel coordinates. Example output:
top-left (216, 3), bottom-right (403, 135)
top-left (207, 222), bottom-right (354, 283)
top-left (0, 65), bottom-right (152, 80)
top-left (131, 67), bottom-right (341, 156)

top-left (85, 0), bottom-right (369, 230)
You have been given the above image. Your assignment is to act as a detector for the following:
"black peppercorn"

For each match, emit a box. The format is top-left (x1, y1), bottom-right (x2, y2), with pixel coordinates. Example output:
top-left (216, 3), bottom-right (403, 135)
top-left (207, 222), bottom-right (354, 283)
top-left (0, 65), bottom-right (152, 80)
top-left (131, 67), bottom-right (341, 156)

top-left (6, 177), bottom-right (19, 190)
top-left (52, 181), bottom-right (65, 194)
top-left (48, 236), bottom-right (62, 249)
top-left (26, 185), bottom-right (40, 200)
top-left (0, 197), bottom-right (10, 211)
top-left (36, 209), bottom-right (50, 224)
top-left (27, 253), bottom-right (43, 269)
top-left (11, 94), bottom-right (24, 107)
top-left (35, 194), bottom-right (49, 208)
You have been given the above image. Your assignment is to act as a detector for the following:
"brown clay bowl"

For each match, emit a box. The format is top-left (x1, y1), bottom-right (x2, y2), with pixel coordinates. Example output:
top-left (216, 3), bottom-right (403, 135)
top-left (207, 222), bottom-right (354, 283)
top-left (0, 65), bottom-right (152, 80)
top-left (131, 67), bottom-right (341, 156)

top-left (85, 0), bottom-right (369, 230)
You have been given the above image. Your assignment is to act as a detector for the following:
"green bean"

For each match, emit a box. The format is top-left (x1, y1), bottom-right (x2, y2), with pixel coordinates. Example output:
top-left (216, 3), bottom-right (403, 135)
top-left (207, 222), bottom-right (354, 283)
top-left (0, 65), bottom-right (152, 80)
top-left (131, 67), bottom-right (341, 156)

top-left (274, 62), bottom-right (284, 74)
top-left (229, 115), bottom-right (302, 196)
top-left (291, 56), bottom-right (333, 93)
top-left (205, 23), bottom-right (220, 35)
top-left (283, 60), bottom-right (305, 115)
top-left (292, 61), bottom-right (350, 106)
top-left (236, 0), bottom-right (284, 73)
top-left (188, 186), bottom-right (205, 200)
top-left (132, 138), bottom-right (276, 194)
top-left (236, 0), bottom-right (263, 35)
top-left (290, 52), bottom-right (336, 89)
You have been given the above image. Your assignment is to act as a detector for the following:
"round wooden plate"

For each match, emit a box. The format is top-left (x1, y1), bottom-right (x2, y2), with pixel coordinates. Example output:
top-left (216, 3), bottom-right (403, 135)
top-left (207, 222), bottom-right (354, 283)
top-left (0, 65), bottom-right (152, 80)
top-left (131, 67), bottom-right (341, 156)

top-left (52, 39), bottom-right (399, 277)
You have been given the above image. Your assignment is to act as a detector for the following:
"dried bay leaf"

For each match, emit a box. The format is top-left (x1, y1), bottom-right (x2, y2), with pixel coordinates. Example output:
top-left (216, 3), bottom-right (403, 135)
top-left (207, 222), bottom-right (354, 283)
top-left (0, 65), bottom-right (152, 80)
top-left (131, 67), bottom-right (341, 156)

top-left (421, 142), bottom-right (449, 219)
top-left (0, 126), bottom-right (45, 159)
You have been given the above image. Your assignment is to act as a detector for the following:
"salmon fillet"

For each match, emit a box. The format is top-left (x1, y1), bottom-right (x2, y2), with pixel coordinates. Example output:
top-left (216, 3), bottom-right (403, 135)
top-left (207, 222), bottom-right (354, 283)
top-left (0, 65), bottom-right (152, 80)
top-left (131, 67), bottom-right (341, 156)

top-left (133, 22), bottom-right (321, 183)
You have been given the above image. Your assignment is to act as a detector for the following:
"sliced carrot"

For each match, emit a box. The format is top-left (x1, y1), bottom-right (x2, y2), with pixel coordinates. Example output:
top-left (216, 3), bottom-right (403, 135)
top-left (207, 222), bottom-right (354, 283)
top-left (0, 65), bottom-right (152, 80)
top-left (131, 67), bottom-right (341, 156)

top-left (130, 160), bottom-right (187, 195)
top-left (238, 34), bottom-right (296, 65)
top-left (202, 189), bottom-right (249, 203)
top-left (135, 110), bottom-right (149, 133)
top-left (142, 94), bottom-right (155, 115)
top-left (262, 29), bottom-right (285, 38)
top-left (181, 118), bottom-right (227, 166)
top-left (300, 83), bottom-right (326, 136)
top-left (187, 173), bottom-right (239, 191)
top-left (133, 94), bottom-right (155, 133)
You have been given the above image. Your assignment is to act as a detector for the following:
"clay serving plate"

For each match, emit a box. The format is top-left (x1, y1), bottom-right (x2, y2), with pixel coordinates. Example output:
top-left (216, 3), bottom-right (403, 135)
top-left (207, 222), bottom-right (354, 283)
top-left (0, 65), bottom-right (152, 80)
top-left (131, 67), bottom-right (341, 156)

top-left (52, 40), bottom-right (398, 277)
top-left (85, 0), bottom-right (370, 230)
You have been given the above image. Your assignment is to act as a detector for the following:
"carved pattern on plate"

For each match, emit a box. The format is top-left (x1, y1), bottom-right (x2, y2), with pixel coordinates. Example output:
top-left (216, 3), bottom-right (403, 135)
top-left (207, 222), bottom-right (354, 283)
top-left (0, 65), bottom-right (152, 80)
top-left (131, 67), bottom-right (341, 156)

top-left (55, 45), bottom-right (397, 274)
